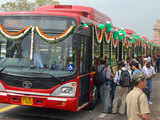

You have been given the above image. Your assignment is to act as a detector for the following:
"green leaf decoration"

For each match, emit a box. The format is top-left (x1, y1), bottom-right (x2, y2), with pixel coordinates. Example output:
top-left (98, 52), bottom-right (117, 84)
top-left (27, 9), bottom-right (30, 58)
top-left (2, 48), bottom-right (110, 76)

top-left (106, 21), bottom-right (112, 32)
top-left (132, 39), bottom-right (136, 44)
top-left (98, 24), bottom-right (105, 30)
top-left (139, 37), bottom-right (145, 42)
top-left (82, 23), bottom-right (88, 29)
top-left (118, 28), bottom-right (126, 41)
top-left (113, 30), bottom-right (118, 39)
top-left (149, 41), bottom-right (153, 45)
top-left (133, 34), bottom-right (139, 40)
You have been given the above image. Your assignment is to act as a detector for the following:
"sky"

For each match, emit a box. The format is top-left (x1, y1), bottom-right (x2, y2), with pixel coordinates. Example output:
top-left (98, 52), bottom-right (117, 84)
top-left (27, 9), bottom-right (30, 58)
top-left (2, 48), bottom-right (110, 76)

top-left (0, 0), bottom-right (159, 40)
top-left (59, 0), bottom-right (160, 40)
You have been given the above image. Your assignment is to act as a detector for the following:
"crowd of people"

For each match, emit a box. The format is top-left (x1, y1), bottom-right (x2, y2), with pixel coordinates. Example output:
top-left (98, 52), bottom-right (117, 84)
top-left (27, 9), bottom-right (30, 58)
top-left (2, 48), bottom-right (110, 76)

top-left (95, 55), bottom-right (156, 120)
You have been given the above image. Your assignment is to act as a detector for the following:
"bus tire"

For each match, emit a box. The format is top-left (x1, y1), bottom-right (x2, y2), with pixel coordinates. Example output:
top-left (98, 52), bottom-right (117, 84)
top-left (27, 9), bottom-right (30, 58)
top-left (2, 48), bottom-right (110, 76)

top-left (85, 86), bottom-right (98, 110)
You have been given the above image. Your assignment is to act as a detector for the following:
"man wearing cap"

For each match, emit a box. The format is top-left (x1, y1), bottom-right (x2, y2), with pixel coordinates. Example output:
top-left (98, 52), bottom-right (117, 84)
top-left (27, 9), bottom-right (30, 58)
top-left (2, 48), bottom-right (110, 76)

top-left (126, 72), bottom-right (151, 120)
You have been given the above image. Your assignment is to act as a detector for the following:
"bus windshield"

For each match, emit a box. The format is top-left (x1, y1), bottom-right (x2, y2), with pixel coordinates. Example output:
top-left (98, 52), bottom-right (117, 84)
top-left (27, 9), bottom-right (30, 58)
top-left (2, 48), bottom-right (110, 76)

top-left (1, 15), bottom-right (76, 32)
top-left (0, 15), bottom-right (77, 77)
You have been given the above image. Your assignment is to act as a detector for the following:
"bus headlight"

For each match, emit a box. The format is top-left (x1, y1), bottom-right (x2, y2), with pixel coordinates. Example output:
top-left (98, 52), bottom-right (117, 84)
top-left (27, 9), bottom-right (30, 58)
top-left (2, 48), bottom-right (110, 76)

top-left (0, 83), bottom-right (5, 91)
top-left (51, 82), bottom-right (77, 97)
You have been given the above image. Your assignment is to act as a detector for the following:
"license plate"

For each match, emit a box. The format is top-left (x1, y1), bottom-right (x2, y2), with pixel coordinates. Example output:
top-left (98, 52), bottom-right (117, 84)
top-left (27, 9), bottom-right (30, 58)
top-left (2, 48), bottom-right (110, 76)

top-left (21, 97), bottom-right (33, 105)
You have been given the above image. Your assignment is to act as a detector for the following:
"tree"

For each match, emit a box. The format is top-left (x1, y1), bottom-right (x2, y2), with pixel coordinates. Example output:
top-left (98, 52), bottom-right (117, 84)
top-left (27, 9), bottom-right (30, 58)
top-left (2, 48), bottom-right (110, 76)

top-left (33, 0), bottom-right (59, 8)
top-left (0, 0), bottom-right (59, 12)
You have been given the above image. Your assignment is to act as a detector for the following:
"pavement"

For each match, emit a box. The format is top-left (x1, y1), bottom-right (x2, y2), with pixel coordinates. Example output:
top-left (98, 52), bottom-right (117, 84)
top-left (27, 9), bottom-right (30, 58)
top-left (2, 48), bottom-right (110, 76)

top-left (94, 73), bottom-right (160, 120)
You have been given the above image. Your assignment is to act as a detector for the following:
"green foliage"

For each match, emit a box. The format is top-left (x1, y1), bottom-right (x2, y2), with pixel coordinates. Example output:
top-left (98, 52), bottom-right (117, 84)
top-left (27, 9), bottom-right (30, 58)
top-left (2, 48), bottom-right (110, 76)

top-left (1, 0), bottom-right (59, 12)
top-left (33, 0), bottom-right (59, 7)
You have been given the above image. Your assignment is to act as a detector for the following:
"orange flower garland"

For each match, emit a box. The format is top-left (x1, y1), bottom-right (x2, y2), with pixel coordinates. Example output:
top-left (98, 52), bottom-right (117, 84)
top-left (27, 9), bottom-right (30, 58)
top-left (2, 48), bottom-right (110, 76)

top-left (0, 24), bottom-right (32, 40)
top-left (95, 26), bottom-right (104, 43)
top-left (106, 32), bottom-right (112, 43)
top-left (0, 24), bottom-right (31, 36)
top-left (36, 25), bottom-right (75, 43)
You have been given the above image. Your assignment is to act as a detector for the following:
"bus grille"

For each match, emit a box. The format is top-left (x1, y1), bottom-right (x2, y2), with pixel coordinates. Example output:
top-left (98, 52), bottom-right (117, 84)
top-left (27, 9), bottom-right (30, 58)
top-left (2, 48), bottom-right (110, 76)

top-left (0, 73), bottom-right (60, 89)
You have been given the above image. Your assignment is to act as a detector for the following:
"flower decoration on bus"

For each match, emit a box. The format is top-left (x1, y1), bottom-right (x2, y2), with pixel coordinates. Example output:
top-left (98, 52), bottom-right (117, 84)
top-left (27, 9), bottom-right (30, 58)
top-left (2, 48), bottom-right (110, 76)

top-left (113, 29), bottom-right (119, 48)
top-left (152, 41), bottom-right (158, 48)
top-left (146, 41), bottom-right (150, 48)
top-left (105, 21), bottom-right (113, 43)
top-left (149, 40), bottom-right (153, 48)
top-left (139, 36), bottom-right (145, 47)
top-left (106, 21), bottom-right (112, 33)
top-left (36, 25), bottom-right (76, 44)
top-left (132, 34), bottom-right (140, 47)
top-left (118, 28), bottom-right (126, 46)
top-left (129, 38), bottom-right (133, 48)
top-left (95, 25), bottom-right (104, 43)
top-left (104, 32), bottom-right (112, 44)
top-left (126, 38), bottom-right (130, 48)
top-left (0, 24), bottom-right (32, 40)
top-left (82, 23), bottom-right (89, 30)
top-left (97, 23), bottom-right (111, 43)
top-left (98, 24), bottom-right (105, 30)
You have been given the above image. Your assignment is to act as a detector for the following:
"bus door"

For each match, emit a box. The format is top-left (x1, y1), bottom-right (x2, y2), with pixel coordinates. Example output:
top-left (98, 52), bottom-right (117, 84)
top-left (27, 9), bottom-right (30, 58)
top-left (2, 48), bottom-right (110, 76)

top-left (76, 27), bottom-right (92, 106)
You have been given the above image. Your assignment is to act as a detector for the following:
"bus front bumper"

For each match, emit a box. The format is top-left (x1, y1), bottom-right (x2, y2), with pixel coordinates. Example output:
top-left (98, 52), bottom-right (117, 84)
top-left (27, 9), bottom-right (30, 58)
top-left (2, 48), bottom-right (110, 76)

top-left (0, 92), bottom-right (78, 112)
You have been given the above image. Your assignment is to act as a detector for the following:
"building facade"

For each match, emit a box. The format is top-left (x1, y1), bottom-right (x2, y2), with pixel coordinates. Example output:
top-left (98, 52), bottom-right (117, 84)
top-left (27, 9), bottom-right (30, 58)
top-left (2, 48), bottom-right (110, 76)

top-left (154, 20), bottom-right (160, 43)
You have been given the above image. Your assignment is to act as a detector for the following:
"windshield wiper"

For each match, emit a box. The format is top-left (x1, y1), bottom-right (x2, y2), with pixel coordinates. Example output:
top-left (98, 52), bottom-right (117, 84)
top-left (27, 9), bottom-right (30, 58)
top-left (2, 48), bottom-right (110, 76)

top-left (0, 66), bottom-right (7, 73)
top-left (44, 73), bottom-right (62, 81)
top-left (38, 72), bottom-right (65, 83)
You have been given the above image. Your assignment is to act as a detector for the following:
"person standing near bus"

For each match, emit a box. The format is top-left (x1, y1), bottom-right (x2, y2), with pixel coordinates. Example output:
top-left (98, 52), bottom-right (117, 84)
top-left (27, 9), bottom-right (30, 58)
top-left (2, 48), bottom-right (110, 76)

top-left (143, 61), bottom-right (156, 104)
top-left (101, 59), bottom-right (112, 113)
top-left (130, 61), bottom-right (142, 75)
top-left (126, 72), bottom-right (151, 120)
top-left (112, 61), bottom-right (131, 115)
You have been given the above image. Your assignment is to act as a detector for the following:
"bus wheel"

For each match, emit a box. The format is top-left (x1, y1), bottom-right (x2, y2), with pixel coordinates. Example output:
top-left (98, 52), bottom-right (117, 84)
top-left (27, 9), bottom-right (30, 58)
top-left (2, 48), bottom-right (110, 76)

top-left (85, 86), bottom-right (98, 110)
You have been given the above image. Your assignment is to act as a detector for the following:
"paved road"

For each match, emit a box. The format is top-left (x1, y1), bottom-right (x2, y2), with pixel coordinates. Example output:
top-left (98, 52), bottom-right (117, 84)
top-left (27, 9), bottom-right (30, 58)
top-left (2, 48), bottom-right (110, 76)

top-left (0, 103), bottom-right (103, 120)
top-left (0, 74), bottom-right (160, 120)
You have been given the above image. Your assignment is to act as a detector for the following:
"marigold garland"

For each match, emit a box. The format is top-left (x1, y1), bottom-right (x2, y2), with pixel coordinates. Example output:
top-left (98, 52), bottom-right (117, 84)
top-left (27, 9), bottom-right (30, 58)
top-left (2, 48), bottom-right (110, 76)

top-left (122, 37), bottom-right (126, 46)
top-left (113, 39), bottom-right (118, 48)
top-left (0, 24), bottom-right (31, 36)
top-left (95, 26), bottom-right (104, 43)
top-left (36, 25), bottom-right (76, 43)
top-left (106, 32), bottom-right (112, 43)
top-left (134, 39), bottom-right (137, 47)
top-left (0, 24), bottom-right (32, 40)
top-left (126, 40), bottom-right (130, 48)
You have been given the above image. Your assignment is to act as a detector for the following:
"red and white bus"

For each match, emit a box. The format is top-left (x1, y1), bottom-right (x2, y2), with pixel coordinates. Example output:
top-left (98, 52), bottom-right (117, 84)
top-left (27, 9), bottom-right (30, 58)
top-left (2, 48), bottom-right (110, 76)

top-left (0, 5), bottom-right (112, 112)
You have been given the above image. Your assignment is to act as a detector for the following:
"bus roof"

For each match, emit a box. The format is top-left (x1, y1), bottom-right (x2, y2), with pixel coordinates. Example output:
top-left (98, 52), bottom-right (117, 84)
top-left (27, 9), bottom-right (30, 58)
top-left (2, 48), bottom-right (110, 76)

top-left (36, 5), bottom-right (111, 24)
top-left (0, 5), bottom-right (111, 25)
top-left (141, 36), bottom-right (149, 41)
top-left (0, 10), bottom-right (80, 22)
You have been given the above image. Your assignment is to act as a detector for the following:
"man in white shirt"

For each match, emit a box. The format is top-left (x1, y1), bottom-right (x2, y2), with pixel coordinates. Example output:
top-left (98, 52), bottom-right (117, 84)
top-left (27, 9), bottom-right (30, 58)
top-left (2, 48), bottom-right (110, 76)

top-left (143, 61), bottom-right (156, 104)
top-left (112, 62), bottom-right (131, 114)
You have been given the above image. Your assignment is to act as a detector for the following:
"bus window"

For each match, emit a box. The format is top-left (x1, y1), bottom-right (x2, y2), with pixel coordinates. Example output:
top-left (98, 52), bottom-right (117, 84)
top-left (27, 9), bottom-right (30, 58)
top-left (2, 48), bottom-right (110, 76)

top-left (112, 44), bottom-right (117, 65)
top-left (103, 40), bottom-right (110, 59)
top-left (6, 40), bottom-right (23, 58)
top-left (34, 33), bottom-right (77, 74)
top-left (80, 35), bottom-right (88, 74)
top-left (94, 37), bottom-right (101, 61)
top-left (0, 33), bottom-right (31, 68)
